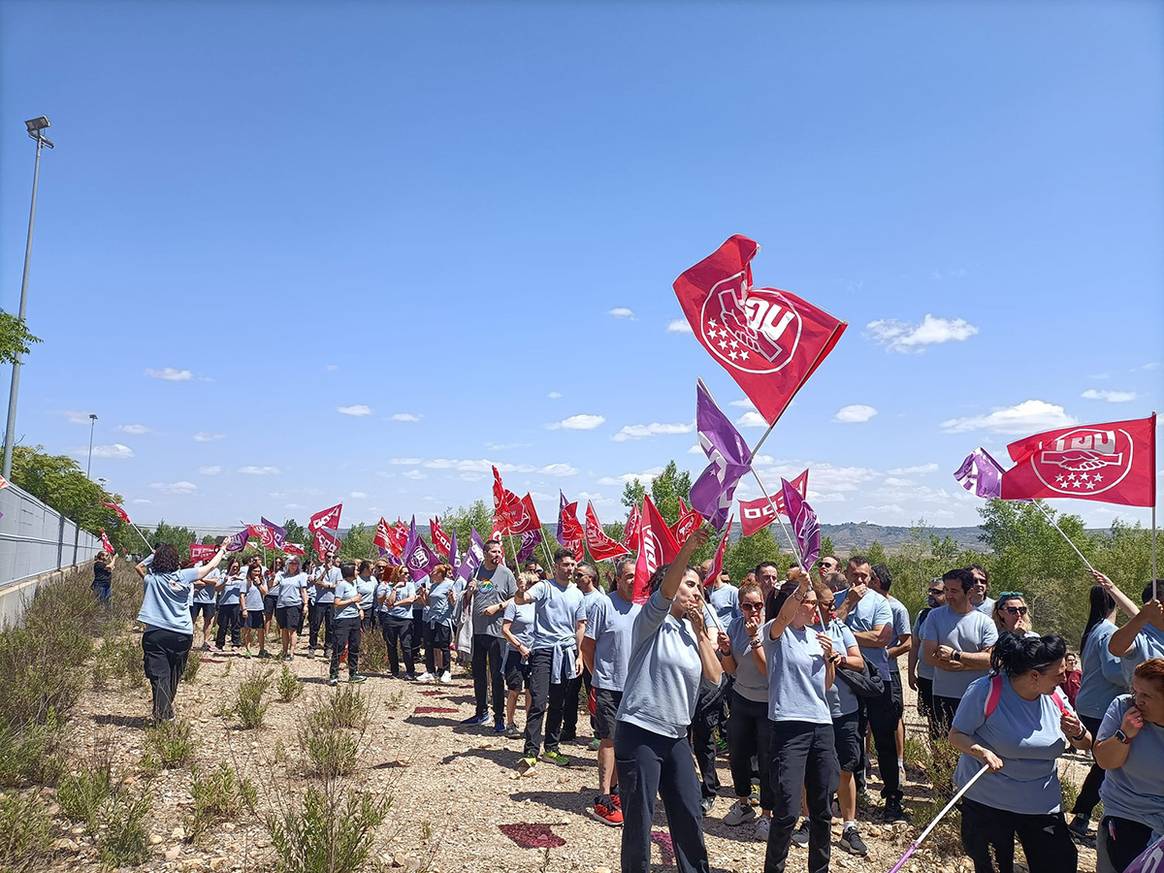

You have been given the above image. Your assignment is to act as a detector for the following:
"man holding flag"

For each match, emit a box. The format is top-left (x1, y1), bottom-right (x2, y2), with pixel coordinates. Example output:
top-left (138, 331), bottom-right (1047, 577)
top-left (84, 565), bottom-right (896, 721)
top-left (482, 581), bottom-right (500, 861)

top-left (462, 539), bottom-right (517, 732)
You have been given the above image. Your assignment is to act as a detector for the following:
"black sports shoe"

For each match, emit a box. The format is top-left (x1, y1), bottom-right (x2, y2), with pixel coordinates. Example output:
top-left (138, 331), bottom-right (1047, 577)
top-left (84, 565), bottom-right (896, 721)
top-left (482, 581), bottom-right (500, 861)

top-left (790, 820), bottom-right (810, 848)
top-left (882, 799), bottom-right (909, 822)
top-left (840, 826), bottom-right (868, 856)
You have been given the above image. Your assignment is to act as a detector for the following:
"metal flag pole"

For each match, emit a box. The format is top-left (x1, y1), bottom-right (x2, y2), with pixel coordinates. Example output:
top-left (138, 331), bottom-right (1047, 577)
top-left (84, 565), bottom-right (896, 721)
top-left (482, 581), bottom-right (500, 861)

top-left (749, 468), bottom-right (805, 569)
top-left (1153, 501), bottom-right (1158, 602)
top-left (884, 764), bottom-right (991, 873)
top-left (1031, 500), bottom-right (1098, 574)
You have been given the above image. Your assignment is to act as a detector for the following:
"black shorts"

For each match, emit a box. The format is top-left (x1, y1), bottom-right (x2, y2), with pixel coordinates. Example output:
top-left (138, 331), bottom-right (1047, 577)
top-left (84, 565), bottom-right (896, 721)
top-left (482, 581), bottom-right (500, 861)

top-left (504, 650), bottom-right (531, 691)
top-left (889, 670), bottom-right (904, 719)
top-left (190, 601), bottom-right (216, 620)
top-left (245, 610), bottom-right (265, 629)
top-left (276, 606), bottom-right (301, 630)
top-left (833, 710), bottom-right (862, 772)
top-left (264, 595), bottom-right (278, 618)
top-left (593, 687), bottom-right (623, 741)
top-left (424, 622), bottom-right (453, 649)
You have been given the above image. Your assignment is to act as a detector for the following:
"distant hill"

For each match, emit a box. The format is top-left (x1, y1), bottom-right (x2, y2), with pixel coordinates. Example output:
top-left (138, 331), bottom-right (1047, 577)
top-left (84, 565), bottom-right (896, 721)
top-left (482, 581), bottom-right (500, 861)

top-left (812, 523), bottom-right (985, 553)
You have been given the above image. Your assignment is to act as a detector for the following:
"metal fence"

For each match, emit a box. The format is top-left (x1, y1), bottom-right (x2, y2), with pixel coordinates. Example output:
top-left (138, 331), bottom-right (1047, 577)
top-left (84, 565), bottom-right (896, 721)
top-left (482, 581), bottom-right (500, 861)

top-left (0, 480), bottom-right (98, 588)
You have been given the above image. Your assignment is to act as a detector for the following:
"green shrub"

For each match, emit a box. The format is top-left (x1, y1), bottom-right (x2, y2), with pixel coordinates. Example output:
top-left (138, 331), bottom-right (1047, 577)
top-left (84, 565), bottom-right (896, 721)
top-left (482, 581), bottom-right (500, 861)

top-left (312, 687), bottom-right (368, 731)
top-left (98, 789), bottom-right (151, 867)
top-left (0, 791), bottom-right (53, 872)
top-left (232, 668), bottom-right (273, 729)
top-left (910, 734), bottom-right (963, 856)
top-left (360, 627), bottom-right (388, 673)
top-left (182, 649), bottom-right (202, 683)
top-left (142, 718), bottom-right (194, 770)
top-left (276, 666), bottom-right (302, 703)
top-left (189, 763), bottom-right (257, 842)
top-left (267, 786), bottom-right (390, 873)
top-left (303, 726), bottom-right (358, 779)
top-left (58, 759), bottom-right (115, 826)
top-left (0, 717), bottom-right (65, 788)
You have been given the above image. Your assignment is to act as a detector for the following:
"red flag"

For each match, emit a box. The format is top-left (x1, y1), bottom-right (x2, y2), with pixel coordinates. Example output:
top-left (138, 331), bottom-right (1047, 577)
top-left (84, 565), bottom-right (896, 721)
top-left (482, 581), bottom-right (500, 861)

top-left (309, 502), bottom-right (343, 533)
top-left (622, 504), bottom-right (641, 552)
top-left (283, 542), bottom-right (305, 556)
top-left (673, 500), bottom-right (704, 546)
top-left (557, 499), bottom-right (585, 558)
top-left (1001, 414), bottom-right (1156, 506)
top-left (429, 518), bottom-right (453, 556)
top-left (103, 502), bottom-right (131, 523)
top-left (190, 543), bottom-right (218, 562)
top-left (248, 523), bottom-right (277, 549)
top-left (632, 496), bottom-right (681, 602)
top-left (584, 502), bottom-right (630, 561)
top-left (388, 520), bottom-right (409, 557)
top-left (508, 494), bottom-right (543, 535)
top-left (100, 529), bottom-right (115, 555)
top-left (313, 527), bottom-right (340, 558)
top-left (738, 469), bottom-right (808, 536)
top-left (708, 517), bottom-right (732, 585)
top-left (374, 517), bottom-right (392, 553)
top-left (673, 235), bottom-right (846, 425)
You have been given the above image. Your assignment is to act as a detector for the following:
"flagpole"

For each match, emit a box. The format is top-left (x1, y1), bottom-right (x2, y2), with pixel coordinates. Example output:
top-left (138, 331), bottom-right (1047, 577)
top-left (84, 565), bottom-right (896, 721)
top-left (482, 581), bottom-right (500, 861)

top-left (750, 419), bottom-right (779, 459)
top-left (1152, 501), bottom-right (1158, 602)
top-left (130, 522), bottom-right (153, 552)
top-left (748, 468), bottom-right (805, 569)
top-left (1032, 500), bottom-right (1098, 575)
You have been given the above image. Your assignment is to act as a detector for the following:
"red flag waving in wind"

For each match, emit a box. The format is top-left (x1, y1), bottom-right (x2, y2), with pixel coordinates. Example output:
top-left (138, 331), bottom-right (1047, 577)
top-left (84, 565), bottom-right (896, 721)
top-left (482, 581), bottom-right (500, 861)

top-left (491, 466), bottom-right (523, 534)
top-left (739, 468), bottom-right (809, 536)
top-left (708, 516), bottom-right (732, 586)
top-left (429, 518), bottom-right (453, 556)
top-left (622, 503), bottom-right (641, 552)
top-left (632, 496), bottom-right (681, 602)
top-left (388, 520), bottom-right (409, 557)
top-left (374, 517), bottom-right (393, 554)
top-left (673, 235), bottom-right (846, 425)
top-left (584, 502), bottom-right (630, 561)
top-left (673, 498), bottom-right (705, 547)
top-left (103, 502), bottom-right (131, 523)
top-left (1001, 414), bottom-right (1156, 506)
top-left (508, 494), bottom-right (543, 535)
top-left (556, 496), bottom-right (585, 558)
top-left (100, 529), bottom-right (115, 555)
top-left (313, 527), bottom-right (340, 558)
top-left (309, 503), bottom-right (343, 533)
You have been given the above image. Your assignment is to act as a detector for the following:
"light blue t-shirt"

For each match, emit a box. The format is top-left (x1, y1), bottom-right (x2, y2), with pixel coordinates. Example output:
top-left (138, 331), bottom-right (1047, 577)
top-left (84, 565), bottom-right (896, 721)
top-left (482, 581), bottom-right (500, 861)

top-left (586, 592), bottom-right (641, 693)
top-left (886, 597), bottom-right (911, 675)
top-left (218, 573), bottom-right (245, 607)
top-left (1097, 694), bottom-right (1164, 835)
top-left (1119, 624), bottom-right (1164, 686)
top-left (581, 587), bottom-right (607, 624)
top-left (275, 572), bottom-right (308, 608)
top-left (1075, 620), bottom-right (1128, 720)
top-left (314, 566), bottom-right (339, 604)
top-left (826, 619), bottom-right (860, 718)
top-left (617, 589), bottom-right (704, 738)
top-left (192, 570), bottom-right (219, 604)
top-left (708, 584), bottom-right (741, 624)
top-left (763, 620), bottom-right (831, 725)
top-left (356, 575), bottom-right (377, 611)
top-left (502, 600), bottom-right (536, 659)
top-left (921, 605), bottom-right (999, 699)
top-left (243, 576), bottom-right (265, 611)
top-left (726, 615), bottom-right (768, 704)
top-left (138, 568), bottom-right (201, 634)
top-left (526, 579), bottom-right (586, 651)
top-left (915, 608), bottom-right (936, 681)
top-left (423, 578), bottom-right (456, 628)
top-left (975, 597), bottom-right (996, 617)
top-left (838, 588), bottom-right (894, 680)
top-left (374, 581), bottom-right (391, 614)
top-left (386, 579), bottom-right (416, 619)
top-left (952, 673), bottom-right (1074, 814)
top-left (333, 579), bottom-right (360, 621)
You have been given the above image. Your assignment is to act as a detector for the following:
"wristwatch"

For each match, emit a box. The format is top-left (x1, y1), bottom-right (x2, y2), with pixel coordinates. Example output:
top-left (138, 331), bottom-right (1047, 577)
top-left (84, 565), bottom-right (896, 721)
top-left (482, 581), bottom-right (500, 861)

top-left (1114, 729), bottom-right (1131, 745)
top-left (951, 650), bottom-right (962, 663)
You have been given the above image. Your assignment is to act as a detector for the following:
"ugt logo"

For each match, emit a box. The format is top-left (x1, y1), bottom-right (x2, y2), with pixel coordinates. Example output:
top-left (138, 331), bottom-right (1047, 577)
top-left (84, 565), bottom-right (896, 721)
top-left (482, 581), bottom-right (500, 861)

top-left (700, 272), bottom-right (803, 374)
top-left (1033, 427), bottom-right (1133, 495)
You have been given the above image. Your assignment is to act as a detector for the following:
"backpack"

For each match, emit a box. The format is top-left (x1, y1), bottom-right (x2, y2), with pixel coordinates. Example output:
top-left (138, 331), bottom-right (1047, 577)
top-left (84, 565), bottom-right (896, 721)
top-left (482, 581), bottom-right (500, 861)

top-left (983, 673), bottom-right (1070, 718)
top-left (835, 653), bottom-right (886, 700)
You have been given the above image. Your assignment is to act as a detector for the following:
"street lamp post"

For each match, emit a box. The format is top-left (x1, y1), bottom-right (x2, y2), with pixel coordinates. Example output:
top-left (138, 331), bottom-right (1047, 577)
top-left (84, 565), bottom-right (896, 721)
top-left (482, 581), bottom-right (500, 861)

top-left (1, 116), bottom-right (55, 479)
top-left (86, 413), bottom-right (98, 477)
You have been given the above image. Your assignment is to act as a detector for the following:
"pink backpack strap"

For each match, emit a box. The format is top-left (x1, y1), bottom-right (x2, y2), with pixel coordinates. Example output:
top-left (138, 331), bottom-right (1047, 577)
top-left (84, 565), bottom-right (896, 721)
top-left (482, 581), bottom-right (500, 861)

top-left (1049, 689), bottom-right (1070, 716)
top-left (984, 673), bottom-right (1004, 718)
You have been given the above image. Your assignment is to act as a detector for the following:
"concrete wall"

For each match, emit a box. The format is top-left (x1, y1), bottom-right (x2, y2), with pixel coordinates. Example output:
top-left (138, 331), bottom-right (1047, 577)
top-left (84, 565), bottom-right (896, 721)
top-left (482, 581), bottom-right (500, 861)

top-left (1, 481), bottom-right (100, 589)
top-left (0, 560), bottom-right (94, 629)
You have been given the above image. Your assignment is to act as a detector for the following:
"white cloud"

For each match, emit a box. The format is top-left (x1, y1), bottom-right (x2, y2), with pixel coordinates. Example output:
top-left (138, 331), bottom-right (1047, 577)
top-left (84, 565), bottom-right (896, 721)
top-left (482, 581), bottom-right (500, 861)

top-left (198, 465), bottom-right (222, 476)
top-left (1081, 389), bottom-right (1137, 403)
top-left (539, 463), bottom-right (578, 477)
top-left (834, 404), bottom-right (878, 424)
top-left (729, 399), bottom-right (757, 409)
top-left (389, 457), bottom-right (423, 465)
top-left (597, 467), bottom-right (665, 486)
top-left (193, 432), bottom-right (224, 442)
top-left (687, 443), bottom-right (704, 455)
top-left (87, 443), bottom-right (134, 460)
top-left (325, 364), bottom-right (338, 372)
top-left (940, 399), bottom-right (1075, 434)
top-left (867, 314), bottom-right (979, 352)
top-left (547, 391), bottom-right (563, 400)
top-left (888, 463), bottom-right (939, 475)
top-left (146, 367), bottom-right (193, 381)
top-left (117, 424), bottom-right (150, 435)
top-left (337, 404), bottom-right (372, 416)
top-left (151, 480), bottom-right (197, 495)
top-left (1134, 361), bottom-right (1160, 372)
top-left (608, 307), bottom-right (635, 319)
top-left (391, 412), bottom-right (421, 422)
top-left (238, 465), bottom-right (280, 475)
top-left (486, 441), bottom-right (532, 451)
top-left (403, 469), bottom-right (427, 480)
top-left (882, 477), bottom-right (914, 488)
top-left (612, 422), bottom-right (694, 442)
top-left (548, 414), bottom-right (606, 431)
top-left (61, 410), bottom-right (94, 424)
top-left (350, 491), bottom-right (368, 498)
top-left (736, 411), bottom-right (767, 428)
top-left (458, 472), bottom-right (484, 482)
top-left (130, 498), bottom-right (152, 505)
top-left (666, 319), bottom-right (693, 334)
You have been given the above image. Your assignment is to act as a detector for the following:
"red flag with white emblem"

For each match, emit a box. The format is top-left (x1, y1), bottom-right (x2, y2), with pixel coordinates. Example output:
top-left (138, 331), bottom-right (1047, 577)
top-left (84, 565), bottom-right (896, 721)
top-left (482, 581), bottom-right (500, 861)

top-left (374, 517), bottom-right (393, 553)
top-left (429, 517), bottom-right (453, 555)
top-left (100, 529), bottom-right (115, 555)
top-left (673, 498), bottom-right (705, 547)
top-left (708, 517), bottom-right (732, 585)
top-left (739, 468), bottom-right (809, 535)
top-left (622, 503), bottom-right (641, 552)
top-left (673, 235), bottom-right (846, 425)
top-left (309, 503), bottom-right (343, 533)
top-left (584, 502), bottom-right (630, 561)
top-left (632, 496), bottom-right (680, 602)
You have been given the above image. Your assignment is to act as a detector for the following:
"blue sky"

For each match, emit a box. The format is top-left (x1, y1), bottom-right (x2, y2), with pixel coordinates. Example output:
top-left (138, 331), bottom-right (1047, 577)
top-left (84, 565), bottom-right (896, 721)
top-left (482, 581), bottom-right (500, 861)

top-left (2, 1), bottom-right (1161, 532)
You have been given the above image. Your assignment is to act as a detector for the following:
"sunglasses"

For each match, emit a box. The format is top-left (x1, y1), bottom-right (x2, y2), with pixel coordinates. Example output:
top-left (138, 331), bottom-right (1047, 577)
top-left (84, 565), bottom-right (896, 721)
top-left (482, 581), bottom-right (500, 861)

top-left (1004, 606), bottom-right (1029, 616)
top-left (741, 602), bottom-right (763, 611)
top-left (927, 588), bottom-right (943, 596)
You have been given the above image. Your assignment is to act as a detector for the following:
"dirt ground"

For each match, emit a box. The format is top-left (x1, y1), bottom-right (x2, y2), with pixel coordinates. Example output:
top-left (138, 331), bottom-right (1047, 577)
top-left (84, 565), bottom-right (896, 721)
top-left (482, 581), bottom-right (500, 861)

top-left (50, 640), bottom-right (1100, 873)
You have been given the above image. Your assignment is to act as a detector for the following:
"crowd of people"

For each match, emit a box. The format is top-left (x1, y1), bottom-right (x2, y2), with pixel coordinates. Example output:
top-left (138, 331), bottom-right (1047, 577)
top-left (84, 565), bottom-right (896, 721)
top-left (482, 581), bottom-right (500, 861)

top-left (107, 530), bottom-right (1164, 873)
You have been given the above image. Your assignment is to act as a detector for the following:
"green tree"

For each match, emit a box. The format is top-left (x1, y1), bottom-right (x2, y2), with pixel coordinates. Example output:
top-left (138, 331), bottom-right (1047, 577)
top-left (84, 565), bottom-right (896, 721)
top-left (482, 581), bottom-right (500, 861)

top-left (147, 521), bottom-right (200, 554)
top-left (650, 461), bottom-right (693, 525)
top-left (0, 310), bottom-right (40, 367)
top-left (819, 535), bottom-right (836, 561)
top-left (723, 527), bottom-right (789, 585)
top-left (620, 479), bottom-right (647, 511)
top-left (441, 500), bottom-right (494, 552)
top-left (11, 444), bottom-right (129, 548)
top-left (339, 523), bottom-right (375, 561)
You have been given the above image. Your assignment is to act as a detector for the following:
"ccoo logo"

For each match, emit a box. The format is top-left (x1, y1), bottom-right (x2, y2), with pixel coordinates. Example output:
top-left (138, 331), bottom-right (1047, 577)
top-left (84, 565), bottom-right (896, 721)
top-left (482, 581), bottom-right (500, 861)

top-left (1032, 427), bottom-right (1134, 496)
top-left (700, 273), bottom-right (803, 375)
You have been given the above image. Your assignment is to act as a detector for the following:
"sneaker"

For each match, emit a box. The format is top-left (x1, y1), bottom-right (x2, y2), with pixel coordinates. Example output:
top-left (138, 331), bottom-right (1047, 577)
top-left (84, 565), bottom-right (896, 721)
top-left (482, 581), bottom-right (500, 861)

top-left (882, 799), bottom-right (909, 822)
top-left (439, 670), bottom-right (452, 684)
top-left (517, 757), bottom-right (537, 776)
top-left (257, 649), bottom-right (271, 659)
top-left (349, 674), bottom-right (367, 684)
top-left (587, 796), bottom-right (623, 827)
top-left (282, 655), bottom-right (293, 662)
top-left (723, 798), bottom-right (756, 827)
top-left (494, 721), bottom-right (506, 734)
top-left (588, 737), bottom-right (602, 752)
top-left (700, 796), bottom-right (714, 817)
top-left (791, 820), bottom-right (810, 849)
top-left (611, 792), bottom-right (621, 810)
top-left (327, 677), bottom-right (339, 686)
top-left (460, 713), bottom-right (491, 727)
top-left (505, 723), bottom-right (523, 739)
top-left (753, 816), bottom-right (770, 841)
top-left (540, 750), bottom-right (570, 767)
top-left (415, 672), bottom-right (435, 683)
top-left (403, 672), bottom-right (418, 681)
top-left (840, 826), bottom-right (868, 856)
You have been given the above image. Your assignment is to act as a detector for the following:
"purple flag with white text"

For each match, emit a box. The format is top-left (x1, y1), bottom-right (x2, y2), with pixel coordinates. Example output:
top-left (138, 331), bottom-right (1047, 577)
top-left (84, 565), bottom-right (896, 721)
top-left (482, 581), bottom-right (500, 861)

top-left (689, 379), bottom-right (754, 530)
top-left (1124, 836), bottom-right (1164, 873)
top-left (402, 516), bottom-right (438, 582)
top-left (261, 516), bottom-right (286, 548)
top-left (781, 476), bottom-right (820, 569)
top-left (456, 528), bottom-right (485, 583)
top-left (953, 448), bottom-right (1005, 499)
top-left (517, 528), bottom-right (541, 563)
top-left (224, 528), bottom-right (250, 552)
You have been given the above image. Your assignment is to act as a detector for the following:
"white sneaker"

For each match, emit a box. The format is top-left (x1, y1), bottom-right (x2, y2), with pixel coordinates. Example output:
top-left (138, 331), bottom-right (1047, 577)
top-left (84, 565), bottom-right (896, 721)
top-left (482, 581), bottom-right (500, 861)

top-left (723, 798), bottom-right (756, 827)
top-left (440, 670), bottom-right (452, 684)
top-left (753, 816), bottom-right (770, 840)
top-left (416, 672), bottom-right (435, 684)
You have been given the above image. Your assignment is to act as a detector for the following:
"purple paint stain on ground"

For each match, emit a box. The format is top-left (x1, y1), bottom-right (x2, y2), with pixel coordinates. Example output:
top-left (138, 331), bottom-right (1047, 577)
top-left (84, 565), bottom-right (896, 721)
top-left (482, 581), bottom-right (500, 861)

top-left (419, 690), bottom-right (445, 696)
top-left (499, 823), bottom-right (565, 849)
top-left (651, 829), bottom-right (675, 866)
top-left (413, 706), bottom-right (458, 715)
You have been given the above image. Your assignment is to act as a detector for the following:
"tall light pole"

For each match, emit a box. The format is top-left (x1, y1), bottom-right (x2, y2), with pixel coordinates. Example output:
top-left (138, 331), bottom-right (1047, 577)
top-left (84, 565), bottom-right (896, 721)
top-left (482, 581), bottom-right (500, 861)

top-left (2, 116), bottom-right (54, 479)
top-left (86, 413), bottom-right (98, 477)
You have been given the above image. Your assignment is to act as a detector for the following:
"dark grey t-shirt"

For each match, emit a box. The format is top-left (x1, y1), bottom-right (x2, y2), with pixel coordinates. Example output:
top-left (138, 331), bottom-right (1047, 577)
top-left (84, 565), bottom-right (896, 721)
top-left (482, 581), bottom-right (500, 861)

top-left (470, 563), bottom-right (517, 637)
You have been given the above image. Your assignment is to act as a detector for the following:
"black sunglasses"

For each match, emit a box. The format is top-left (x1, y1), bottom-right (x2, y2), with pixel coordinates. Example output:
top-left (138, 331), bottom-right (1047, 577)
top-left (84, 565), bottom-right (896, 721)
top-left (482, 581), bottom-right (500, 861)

top-left (741, 602), bottom-right (763, 611)
top-left (1004, 606), bottom-right (1029, 616)
top-left (927, 588), bottom-right (943, 595)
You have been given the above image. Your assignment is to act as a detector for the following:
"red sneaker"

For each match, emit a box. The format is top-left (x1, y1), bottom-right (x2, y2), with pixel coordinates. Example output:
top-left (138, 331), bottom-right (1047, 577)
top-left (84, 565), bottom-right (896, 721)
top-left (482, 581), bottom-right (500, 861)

top-left (587, 796), bottom-right (623, 827)
top-left (611, 793), bottom-right (622, 810)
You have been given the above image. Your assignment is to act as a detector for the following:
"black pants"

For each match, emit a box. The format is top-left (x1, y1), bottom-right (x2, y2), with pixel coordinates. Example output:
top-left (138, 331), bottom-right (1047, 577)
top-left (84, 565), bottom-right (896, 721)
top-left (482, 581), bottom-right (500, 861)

top-left (382, 615), bottom-right (414, 676)
top-left (727, 691), bottom-right (773, 809)
top-left (410, 608), bottom-right (424, 663)
top-left (309, 602), bottom-right (334, 651)
top-left (423, 623), bottom-right (451, 674)
top-left (471, 633), bottom-right (505, 720)
top-left (1071, 714), bottom-right (1106, 821)
top-left (141, 628), bottom-right (192, 721)
top-left (523, 648), bottom-right (571, 757)
top-left (329, 618), bottom-right (361, 679)
top-left (615, 720), bottom-right (710, 873)
top-left (960, 796), bottom-right (1077, 873)
top-left (858, 678), bottom-right (902, 801)
top-left (933, 694), bottom-right (961, 738)
top-left (917, 676), bottom-right (939, 738)
top-left (561, 671), bottom-right (584, 741)
top-left (214, 604), bottom-right (242, 649)
top-left (1099, 815), bottom-right (1155, 873)
top-left (765, 720), bottom-right (839, 873)
top-left (690, 689), bottom-right (723, 800)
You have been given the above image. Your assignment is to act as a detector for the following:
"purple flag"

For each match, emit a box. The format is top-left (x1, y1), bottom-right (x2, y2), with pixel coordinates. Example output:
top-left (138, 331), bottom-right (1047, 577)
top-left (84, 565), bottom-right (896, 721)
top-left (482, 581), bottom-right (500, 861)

top-left (555, 492), bottom-right (568, 546)
top-left (224, 528), bottom-right (250, 552)
top-left (384, 552), bottom-right (402, 566)
top-left (781, 477), bottom-right (820, 569)
top-left (1124, 836), bottom-right (1164, 873)
top-left (517, 528), bottom-right (541, 563)
top-left (402, 516), bottom-right (437, 582)
top-left (448, 528), bottom-right (460, 570)
top-left (261, 516), bottom-right (286, 548)
top-left (953, 448), bottom-right (1005, 499)
top-left (456, 528), bottom-right (486, 583)
top-left (689, 379), bottom-right (754, 531)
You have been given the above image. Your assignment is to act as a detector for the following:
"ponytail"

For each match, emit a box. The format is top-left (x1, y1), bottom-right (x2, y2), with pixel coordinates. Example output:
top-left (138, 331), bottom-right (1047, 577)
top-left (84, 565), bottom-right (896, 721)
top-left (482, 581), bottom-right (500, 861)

top-left (1080, 585), bottom-right (1116, 652)
top-left (991, 631), bottom-right (1067, 678)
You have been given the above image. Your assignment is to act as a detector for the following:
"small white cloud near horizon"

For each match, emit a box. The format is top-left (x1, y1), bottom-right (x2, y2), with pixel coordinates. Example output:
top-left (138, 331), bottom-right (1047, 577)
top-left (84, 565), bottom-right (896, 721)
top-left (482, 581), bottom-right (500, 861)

top-left (940, 399), bottom-right (1075, 434)
top-left (867, 314), bottom-right (978, 352)
top-left (238, 465), bottom-right (280, 475)
top-left (1081, 388), bottom-right (1137, 403)
top-left (547, 391), bottom-right (563, 400)
top-left (117, 424), bottom-right (150, 435)
top-left (402, 469), bottom-right (427, 480)
top-left (151, 480), bottom-right (197, 495)
top-left (729, 399), bottom-right (757, 409)
top-left (389, 457), bottom-right (422, 465)
top-left (391, 412), bottom-right (422, 422)
top-left (612, 422), bottom-right (694, 442)
top-left (608, 307), bottom-right (635, 319)
top-left (193, 432), bottom-right (224, 442)
top-left (548, 414), bottom-right (606, 431)
top-left (736, 411), bottom-right (767, 428)
top-left (131, 498), bottom-right (152, 505)
top-left (84, 443), bottom-right (134, 460)
top-left (888, 463), bottom-right (939, 475)
top-left (666, 319), bottom-right (693, 334)
top-left (540, 463), bottom-right (578, 477)
top-left (597, 466), bottom-right (665, 487)
top-left (61, 410), bottom-right (95, 424)
top-left (146, 367), bottom-right (194, 381)
top-left (199, 465), bottom-right (222, 476)
top-left (350, 491), bottom-right (368, 498)
top-left (337, 404), bottom-right (372, 416)
top-left (834, 404), bottom-right (878, 424)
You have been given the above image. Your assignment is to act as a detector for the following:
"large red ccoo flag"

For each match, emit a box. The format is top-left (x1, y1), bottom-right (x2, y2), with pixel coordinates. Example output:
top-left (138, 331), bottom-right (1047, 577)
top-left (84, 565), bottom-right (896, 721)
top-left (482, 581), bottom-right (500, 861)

top-left (673, 235), bottom-right (846, 425)
top-left (1001, 414), bottom-right (1156, 506)
top-left (632, 496), bottom-right (680, 602)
